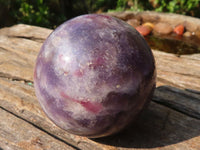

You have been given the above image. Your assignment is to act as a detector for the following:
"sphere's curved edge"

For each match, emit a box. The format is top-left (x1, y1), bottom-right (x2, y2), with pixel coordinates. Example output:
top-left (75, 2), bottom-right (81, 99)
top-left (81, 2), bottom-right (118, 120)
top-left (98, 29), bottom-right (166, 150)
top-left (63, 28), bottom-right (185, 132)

top-left (34, 14), bottom-right (156, 137)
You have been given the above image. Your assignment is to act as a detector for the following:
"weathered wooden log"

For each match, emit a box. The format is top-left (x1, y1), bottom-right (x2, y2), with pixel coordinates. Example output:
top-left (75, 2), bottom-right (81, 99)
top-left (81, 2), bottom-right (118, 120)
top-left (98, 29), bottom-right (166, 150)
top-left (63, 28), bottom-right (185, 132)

top-left (0, 24), bottom-right (200, 150)
top-left (0, 108), bottom-right (76, 150)
top-left (107, 11), bottom-right (200, 33)
top-left (153, 85), bottom-right (200, 119)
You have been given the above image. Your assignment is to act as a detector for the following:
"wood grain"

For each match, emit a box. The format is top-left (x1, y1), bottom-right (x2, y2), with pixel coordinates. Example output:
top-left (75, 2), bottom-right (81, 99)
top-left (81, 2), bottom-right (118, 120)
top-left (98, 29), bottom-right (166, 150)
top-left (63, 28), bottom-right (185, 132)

top-left (154, 50), bottom-right (200, 90)
top-left (0, 107), bottom-right (76, 150)
top-left (153, 86), bottom-right (200, 119)
top-left (0, 77), bottom-right (199, 150)
top-left (95, 102), bottom-right (200, 150)
top-left (0, 24), bottom-right (200, 150)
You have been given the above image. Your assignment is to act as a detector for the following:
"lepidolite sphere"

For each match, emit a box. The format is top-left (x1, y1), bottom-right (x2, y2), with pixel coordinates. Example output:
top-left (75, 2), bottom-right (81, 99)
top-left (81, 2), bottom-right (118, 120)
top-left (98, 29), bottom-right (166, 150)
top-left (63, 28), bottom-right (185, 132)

top-left (34, 14), bottom-right (156, 138)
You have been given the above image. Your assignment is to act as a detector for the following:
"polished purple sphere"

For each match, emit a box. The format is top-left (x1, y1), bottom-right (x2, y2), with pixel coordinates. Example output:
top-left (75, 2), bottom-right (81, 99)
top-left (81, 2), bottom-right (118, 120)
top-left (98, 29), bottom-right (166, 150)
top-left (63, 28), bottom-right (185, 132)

top-left (34, 14), bottom-right (156, 138)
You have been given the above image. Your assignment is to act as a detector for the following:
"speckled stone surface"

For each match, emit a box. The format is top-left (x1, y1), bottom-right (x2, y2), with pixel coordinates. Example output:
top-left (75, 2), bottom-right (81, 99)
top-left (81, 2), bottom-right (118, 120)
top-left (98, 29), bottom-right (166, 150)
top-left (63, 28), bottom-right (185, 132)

top-left (34, 14), bottom-right (156, 138)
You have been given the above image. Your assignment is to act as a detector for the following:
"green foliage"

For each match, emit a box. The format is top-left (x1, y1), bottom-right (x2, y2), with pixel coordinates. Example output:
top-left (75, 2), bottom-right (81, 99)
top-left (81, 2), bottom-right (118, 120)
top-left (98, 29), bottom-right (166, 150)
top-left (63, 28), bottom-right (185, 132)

top-left (109, 0), bottom-right (200, 17)
top-left (16, 0), bottom-right (50, 27)
top-left (0, 0), bottom-right (199, 28)
top-left (117, 0), bottom-right (128, 9)
top-left (109, 0), bottom-right (153, 12)
top-left (69, 0), bottom-right (117, 14)
top-left (7, 0), bottom-right (66, 28)
top-left (154, 0), bottom-right (200, 17)
top-left (94, 0), bottom-right (117, 12)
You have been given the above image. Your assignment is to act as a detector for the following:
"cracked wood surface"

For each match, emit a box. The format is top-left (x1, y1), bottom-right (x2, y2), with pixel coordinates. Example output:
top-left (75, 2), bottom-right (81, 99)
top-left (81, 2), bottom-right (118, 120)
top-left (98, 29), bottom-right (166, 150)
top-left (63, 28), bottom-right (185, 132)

top-left (0, 108), bottom-right (76, 150)
top-left (0, 24), bottom-right (200, 150)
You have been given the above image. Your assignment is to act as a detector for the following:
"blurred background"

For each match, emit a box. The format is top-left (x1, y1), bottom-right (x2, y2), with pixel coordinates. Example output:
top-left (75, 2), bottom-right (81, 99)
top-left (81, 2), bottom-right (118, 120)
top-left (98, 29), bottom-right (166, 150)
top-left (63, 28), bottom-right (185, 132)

top-left (0, 0), bottom-right (200, 29)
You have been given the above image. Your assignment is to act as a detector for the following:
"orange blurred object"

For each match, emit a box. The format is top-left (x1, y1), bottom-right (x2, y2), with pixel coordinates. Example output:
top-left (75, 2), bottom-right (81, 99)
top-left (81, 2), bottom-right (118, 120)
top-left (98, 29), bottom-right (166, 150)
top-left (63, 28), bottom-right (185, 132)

top-left (174, 25), bottom-right (184, 35)
top-left (136, 25), bottom-right (151, 36)
top-left (142, 22), bottom-right (154, 30)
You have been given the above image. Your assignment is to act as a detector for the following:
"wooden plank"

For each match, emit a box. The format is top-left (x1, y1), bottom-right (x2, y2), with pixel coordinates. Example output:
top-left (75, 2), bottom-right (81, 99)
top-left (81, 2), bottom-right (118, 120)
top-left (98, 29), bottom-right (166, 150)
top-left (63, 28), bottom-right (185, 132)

top-left (0, 77), bottom-right (200, 150)
top-left (0, 24), bottom-right (52, 41)
top-left (0, 24), bottom-right (200, 150)
top-left (0, 108), bottom-right (76, 150)
top-left (0, 77), bottom-right (114, 150)
top-left (95, 102), bottom-right (200, 150)
top-left (0, 24), bottom-right (200, 90)
top-left (0, 36), bottom-right (39, 81)
top-left (153, 86), bottom-right (200, 119)
top-left (153, 50), bottom-right (200, 90)
top-left (0, 137), bottom-right (24, 150)
top-left (107, 11), bottom-right (200, 32)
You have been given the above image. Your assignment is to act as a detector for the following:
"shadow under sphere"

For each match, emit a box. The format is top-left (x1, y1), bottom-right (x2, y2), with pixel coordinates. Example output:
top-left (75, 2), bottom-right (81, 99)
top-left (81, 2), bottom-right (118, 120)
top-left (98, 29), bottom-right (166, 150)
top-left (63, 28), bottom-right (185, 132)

top-left (93, 86), bottom-right (200, 148)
